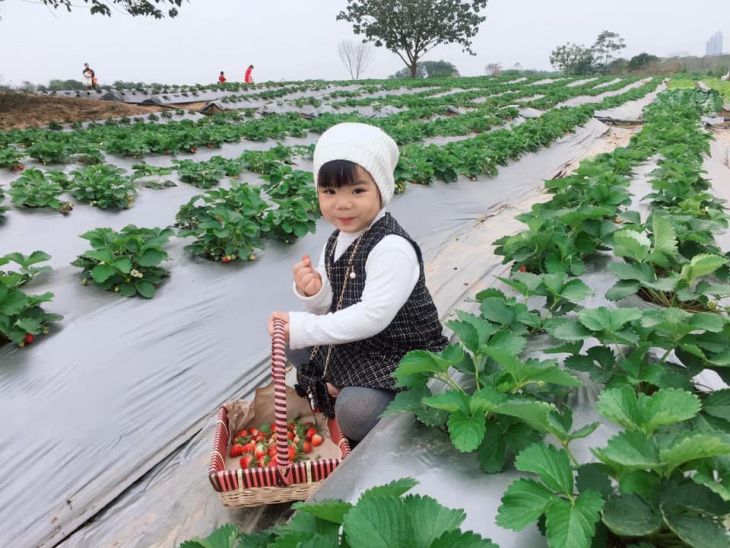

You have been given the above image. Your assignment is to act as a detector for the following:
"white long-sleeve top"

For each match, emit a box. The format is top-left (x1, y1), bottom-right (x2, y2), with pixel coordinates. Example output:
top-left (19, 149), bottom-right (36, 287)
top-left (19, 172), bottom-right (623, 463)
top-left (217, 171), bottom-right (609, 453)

top-left (288, 210), bottom-right (420, 350)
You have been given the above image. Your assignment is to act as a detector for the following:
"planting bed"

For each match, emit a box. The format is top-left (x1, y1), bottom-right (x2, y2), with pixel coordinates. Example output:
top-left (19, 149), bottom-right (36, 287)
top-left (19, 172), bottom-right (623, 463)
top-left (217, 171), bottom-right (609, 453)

top-left (4, 75), bottom-right (724, 548)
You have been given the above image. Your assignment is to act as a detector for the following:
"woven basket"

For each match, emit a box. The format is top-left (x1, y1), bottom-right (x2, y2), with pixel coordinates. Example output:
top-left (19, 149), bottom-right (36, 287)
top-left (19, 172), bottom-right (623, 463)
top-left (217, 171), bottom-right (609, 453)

top-left (209, 319), bottom-right (351, 507)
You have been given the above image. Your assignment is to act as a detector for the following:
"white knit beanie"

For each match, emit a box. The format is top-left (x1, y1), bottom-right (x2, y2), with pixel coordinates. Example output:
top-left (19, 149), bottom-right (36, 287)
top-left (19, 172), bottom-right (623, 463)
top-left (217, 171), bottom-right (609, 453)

top-left (313, 123), bottom-right (399, 205)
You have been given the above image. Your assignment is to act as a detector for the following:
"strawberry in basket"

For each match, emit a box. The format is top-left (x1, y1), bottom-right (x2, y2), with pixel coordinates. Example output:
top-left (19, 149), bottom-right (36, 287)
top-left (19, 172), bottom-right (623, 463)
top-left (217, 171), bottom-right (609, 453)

top-left (230, 418), bottom-right (320, 469)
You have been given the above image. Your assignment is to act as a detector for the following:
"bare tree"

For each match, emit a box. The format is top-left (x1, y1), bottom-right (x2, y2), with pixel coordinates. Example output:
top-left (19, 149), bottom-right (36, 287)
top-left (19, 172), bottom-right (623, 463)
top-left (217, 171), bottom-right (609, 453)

top-left (485, 62), bottom-right (502, 76)
top-left (338, 40), bottom-right (375, 80)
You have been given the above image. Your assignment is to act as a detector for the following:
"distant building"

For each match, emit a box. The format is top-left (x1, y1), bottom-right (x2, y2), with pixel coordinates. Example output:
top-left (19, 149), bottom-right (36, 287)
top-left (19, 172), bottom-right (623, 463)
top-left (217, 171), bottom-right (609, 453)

top-left (666, 51), bottom-right (691, 58)
top-left (706, 32), bottom-right (723, 56)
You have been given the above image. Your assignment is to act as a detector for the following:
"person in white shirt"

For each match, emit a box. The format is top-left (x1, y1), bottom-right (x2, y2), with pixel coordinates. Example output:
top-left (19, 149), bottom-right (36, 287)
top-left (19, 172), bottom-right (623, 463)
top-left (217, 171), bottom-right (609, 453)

top-left (269, 123), bottom-right (446, 442)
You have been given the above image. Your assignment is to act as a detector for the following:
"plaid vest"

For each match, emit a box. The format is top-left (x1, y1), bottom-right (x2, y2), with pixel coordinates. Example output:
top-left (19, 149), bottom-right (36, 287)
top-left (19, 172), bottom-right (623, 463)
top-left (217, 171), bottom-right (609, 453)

top-left (312, 213), bottom-right (447, 390)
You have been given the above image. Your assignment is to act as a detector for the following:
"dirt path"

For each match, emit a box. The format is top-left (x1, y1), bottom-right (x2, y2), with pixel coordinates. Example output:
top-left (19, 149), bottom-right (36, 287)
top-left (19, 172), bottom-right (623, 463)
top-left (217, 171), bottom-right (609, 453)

top-left (0, 92), bottom-right (167, 130)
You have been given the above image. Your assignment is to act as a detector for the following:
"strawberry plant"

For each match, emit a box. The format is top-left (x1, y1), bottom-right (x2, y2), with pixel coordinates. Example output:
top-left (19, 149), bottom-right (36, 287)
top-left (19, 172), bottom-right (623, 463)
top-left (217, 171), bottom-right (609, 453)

top-left (71, 225), bottom-right (173, 298)
top-left (173, 158), bottom-right (226, 189)
top-left (177, 183), bottom-right (270, 262)
top-left (260, 197), bottom-right (319, 244)
top-left (260, 165), bottom-right (315, 200)
top-left (0, 251), bottom-right (61, 347)
top-left (27, 140), bottom-right (74, 164)
top-left (9, 169), bottom-right (73, 214)
top-left (606, 215), bottom-right (729, 311)
top-left (180, 479), bottom-right (498, 548)
top-left (0, 185), bottom-right (6, 220)
top-left (497, 387), bottom-right (730, 548)
top-left (131, 163), bottom-right (176, 189)
top-left (0, 146), bottom-right (25, 171)
top-left (68, 165), bottom-right (136, 209)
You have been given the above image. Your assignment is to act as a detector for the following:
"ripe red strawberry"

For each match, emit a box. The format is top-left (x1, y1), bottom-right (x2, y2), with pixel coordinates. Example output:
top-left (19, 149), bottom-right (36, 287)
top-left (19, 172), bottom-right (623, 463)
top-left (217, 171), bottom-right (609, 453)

top-left (236, 429), bottom-right (248, 438)
top-left (229, 443), bottom-right (245, 457)
top-left (267, 445), bottom-right (277, 457)
top-left (288, 445), bottom-right (297, 461)
top-left (286, 431), bottom-right (295, 440)
top-left (12, 166), bottom-right (18, 172)
top-left (248, 428), bottom-right (260, 437)
top-left (241, 442), bottom-right (255, 453)
top-left (305, 427), bottom-right (317, 440)
top-left (311, 434), bottom-right (323, 447)
top-left (240, 455), bottom-right (254, 469)
top-left (518, 266), bottom-right (526, 273)
top-left (24, 333), bottom-right (35, 345)
top-left (18, 165), bottom-right (24, 171)
top-left (221, 257), bottom-right (230, 263)
top-left (302, 441), bottom-right (312, 454)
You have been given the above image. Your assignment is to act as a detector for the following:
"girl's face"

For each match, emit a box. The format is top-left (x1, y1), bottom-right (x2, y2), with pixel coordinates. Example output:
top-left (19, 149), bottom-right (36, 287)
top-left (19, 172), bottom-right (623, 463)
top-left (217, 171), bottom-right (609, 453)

top-left (318, 165), bottom-right (382, 233)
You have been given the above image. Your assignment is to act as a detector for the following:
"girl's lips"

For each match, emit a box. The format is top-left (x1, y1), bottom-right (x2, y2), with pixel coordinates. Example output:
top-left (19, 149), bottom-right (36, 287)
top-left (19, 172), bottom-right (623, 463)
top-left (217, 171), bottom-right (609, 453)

top-left (339, 217), bottom-right (354, 224)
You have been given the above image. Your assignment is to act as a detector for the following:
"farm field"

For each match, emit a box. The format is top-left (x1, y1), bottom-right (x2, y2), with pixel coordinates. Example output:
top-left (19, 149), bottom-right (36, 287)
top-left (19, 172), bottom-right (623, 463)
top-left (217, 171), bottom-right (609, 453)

top-left (2, 74), bottom-right (729, 548)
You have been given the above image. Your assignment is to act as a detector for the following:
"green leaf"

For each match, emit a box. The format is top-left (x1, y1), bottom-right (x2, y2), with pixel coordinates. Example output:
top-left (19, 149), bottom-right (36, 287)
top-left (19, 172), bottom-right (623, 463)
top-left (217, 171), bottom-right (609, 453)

top-left (119, 283), bottom-right (136, 297)
top-left (430, 529), bottom-right (499, 548)
top-left (476, 421), bottom-right (507, 474)
top-left (358, 478), bottom-right (417, 501)
top-left (135, 280), bottom-right (156, 299)
top-left (559, 279), bottom-right (594, 303)
top-left (544, 491), bottom-right (604, 548)
top-left (136, 248), bottom-right (168, 267)
top-left (497, 400), bottom-right (555, 433)
top-left (680, 254), bottom-right (727, 285)
top-left (292, 499), bottom-right (353, 524)
top-left (448, 410), bottom-right (486, 452)
top-left (613, 229), bottom-right (650, 262)
top-left (393, 347), bottom-right (462, 378)
top-left (480, 297), bottom-right (515, 326)
top-left (113, 257), bottom-right (133, 274)
top-left (470, 387), bottom-right (507, 414)
top-left (702, 389), bottom-right (730, 421)
top-left (402, 494), bottom-right (466, 547)
top-left (179, 524), bottom-right (241, 548)
top-left (650, 215), bottom-right (678, 261)
top-left (592, 431), bottom-right (660, 470)
top-left (578, 307), bottom-right (641, 334)
top-left (605, 280), bottom-right (641, 301)
top-left (618, 471), bottom-right (659, 498)
top-left (602, 494), bottom-right (662, 536)
top-left (642, 389), bottom-right (701, 434)
top-left (660, 430), bottom-right (730, 475)
top-left (0, 288), bottom-right (28, 315)
top-left (496, 478), bottom-right (556, 530)
top-left (575, 464), bottom-right (612, 499)
top-left (543, 318), bottom-right (591, 341)
top-left (514, 443), bottom-right (574, 495)
top-left (90, 264), bottom-right (117, 284)
top-left (342, 496), bottom-right (415, 548)
top-left (596, 386), bottom-right (700, 434)
top-left (609, 262), bottom-right (654, 282)
top-left (422, 390), bottom-right (470, 414)
top-left (662, 512), bottom-right (730, 548)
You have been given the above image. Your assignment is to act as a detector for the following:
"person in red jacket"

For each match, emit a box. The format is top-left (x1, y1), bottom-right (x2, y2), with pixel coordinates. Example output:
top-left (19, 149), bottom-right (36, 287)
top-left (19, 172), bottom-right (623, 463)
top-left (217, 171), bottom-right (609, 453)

top-left (218, 71), bottom-right (227, 84)
top-left (244, 65), bottom-right (254, 84)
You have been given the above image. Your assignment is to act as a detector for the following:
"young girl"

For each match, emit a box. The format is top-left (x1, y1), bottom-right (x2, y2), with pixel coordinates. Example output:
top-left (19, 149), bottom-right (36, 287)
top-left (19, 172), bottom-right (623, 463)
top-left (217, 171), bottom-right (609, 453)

top-left (269, 122), bottom-right (447, 442)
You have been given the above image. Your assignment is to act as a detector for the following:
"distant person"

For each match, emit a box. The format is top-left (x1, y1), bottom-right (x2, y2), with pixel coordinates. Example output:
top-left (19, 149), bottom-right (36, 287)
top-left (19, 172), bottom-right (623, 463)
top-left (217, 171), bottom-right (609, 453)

top-left (218, 71), bottom-right (227, 84)
top-left (82, 63), bottom-right (96, 90)
top-left (245, 65), bottom-right (254, 84)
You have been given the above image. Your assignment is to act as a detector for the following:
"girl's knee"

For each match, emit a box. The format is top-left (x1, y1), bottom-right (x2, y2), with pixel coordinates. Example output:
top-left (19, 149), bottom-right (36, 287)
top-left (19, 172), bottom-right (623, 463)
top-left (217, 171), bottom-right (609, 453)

top-left (334, 387), bottom-right (394, 442)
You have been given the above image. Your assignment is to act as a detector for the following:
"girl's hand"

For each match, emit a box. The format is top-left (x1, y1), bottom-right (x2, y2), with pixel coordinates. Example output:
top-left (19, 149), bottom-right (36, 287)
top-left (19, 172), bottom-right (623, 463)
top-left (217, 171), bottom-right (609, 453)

top-left (326, 383), bottom-right (340, 398)
top-left (293, 254), bottom-right (322, 297)
top-left (268, 311), bottom-right (290, 341)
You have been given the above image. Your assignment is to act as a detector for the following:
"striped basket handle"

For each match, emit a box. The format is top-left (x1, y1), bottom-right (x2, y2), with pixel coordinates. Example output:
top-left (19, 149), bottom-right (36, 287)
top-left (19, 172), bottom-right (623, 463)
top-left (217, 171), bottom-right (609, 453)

top-left (271, 318), bottom-right (293, 485)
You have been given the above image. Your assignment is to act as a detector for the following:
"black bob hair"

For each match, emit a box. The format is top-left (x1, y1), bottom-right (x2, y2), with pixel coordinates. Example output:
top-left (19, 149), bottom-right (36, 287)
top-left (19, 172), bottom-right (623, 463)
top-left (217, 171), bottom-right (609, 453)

top-left (317, 160), bottom-right (380, 194)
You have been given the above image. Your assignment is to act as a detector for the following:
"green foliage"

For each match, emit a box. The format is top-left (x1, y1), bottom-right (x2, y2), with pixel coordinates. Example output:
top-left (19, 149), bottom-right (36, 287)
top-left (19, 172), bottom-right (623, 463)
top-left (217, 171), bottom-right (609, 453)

top-left (9, 168), bottom-right (73, 214)
top-left (337, 0), bottom-right (487, 78)
top-left (71, 225), bottom-right (173, 298)
top-left (0, 146), bottom-right (25, 170)
top-left (40, 0), bottom-right (183, 18)
top-left (177, 183), bottom-right (269, 262)
top-left (0, 251), bottom-right (61, 347)
top-left (68, 165), bottom-right (137, 209)
top-left (549, 43), bottom-right (595, 75)
top-left (180, 479), bottom-right (498, 548)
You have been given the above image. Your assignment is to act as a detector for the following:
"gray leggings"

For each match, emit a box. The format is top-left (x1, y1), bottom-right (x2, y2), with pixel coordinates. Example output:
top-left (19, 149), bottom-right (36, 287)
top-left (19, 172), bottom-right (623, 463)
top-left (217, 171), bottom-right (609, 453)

top-left (286, 346), bottom-right (395, 442)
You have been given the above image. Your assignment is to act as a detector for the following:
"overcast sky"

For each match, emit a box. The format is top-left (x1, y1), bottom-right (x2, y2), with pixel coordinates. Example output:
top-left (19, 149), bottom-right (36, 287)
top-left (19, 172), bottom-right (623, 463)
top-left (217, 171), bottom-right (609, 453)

top-left (0, 0), bottom-right (727, 86)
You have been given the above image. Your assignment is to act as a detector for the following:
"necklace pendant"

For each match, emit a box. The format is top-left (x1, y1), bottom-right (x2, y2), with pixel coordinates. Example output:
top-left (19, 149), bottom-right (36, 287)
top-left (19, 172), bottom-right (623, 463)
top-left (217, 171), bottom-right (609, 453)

top-left (349, 272), bottom-right (356, 279)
